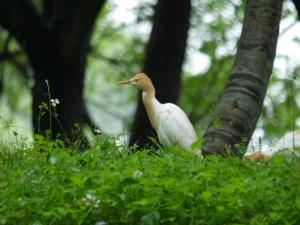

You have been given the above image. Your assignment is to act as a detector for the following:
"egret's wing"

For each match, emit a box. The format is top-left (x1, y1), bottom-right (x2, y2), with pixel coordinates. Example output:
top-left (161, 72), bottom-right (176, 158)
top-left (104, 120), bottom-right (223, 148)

top-left (245, 130), bottom-right (300, 161)
top-left (272, 130), bottom-right (300, 155)
top-left (156, 103), bottom-right (197, 150)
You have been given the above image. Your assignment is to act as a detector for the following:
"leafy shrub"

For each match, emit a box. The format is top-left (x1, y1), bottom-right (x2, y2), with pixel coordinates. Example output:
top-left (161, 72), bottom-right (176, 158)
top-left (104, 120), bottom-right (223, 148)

top-left (0, 136), bottom-right (300, 225)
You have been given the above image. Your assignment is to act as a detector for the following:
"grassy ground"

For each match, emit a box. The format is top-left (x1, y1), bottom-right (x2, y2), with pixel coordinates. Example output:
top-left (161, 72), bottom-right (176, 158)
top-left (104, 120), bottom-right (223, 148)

top-left (0, 135), bottom-right (300, 225)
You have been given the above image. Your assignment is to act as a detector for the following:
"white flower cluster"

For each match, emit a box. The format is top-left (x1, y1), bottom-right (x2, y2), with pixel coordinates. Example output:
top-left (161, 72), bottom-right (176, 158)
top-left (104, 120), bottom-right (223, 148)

top-left (27, 170), bottom-right (34, 177)
top-left (94, 129), bottom-right (102, 135)
top-left (82, 192), bottom-right (101, 208)
top-left (95, 222), bottom-right (106, 225)
top-left (50, 98), bottom-right (60, 107)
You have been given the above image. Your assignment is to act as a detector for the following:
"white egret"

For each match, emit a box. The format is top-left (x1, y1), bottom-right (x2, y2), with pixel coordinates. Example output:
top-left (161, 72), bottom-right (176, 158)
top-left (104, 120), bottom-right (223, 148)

top-left (119, 73), bottom-right (200, 154)
top-left (246, 130), bottom-right (300, 161)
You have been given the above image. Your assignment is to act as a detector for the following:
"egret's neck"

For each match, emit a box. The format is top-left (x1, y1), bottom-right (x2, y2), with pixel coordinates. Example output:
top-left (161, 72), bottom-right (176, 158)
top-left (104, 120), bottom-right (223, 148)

top-left (141, 82), bottom-right (160, 130)
top-left (141, 81), bottom-right (155, 97)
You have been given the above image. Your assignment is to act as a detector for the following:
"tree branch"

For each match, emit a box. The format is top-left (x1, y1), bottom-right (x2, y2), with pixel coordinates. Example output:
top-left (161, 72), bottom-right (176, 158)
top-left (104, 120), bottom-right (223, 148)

top-left (0, 50), bottom-right (23, 61)
top-left (0, 33), bottom-right (30, 92)
top-left (11, 59), bottom-right (31, 82)
top-left (3, 34), bottom-right (12, 52)
top-left (0, 34), bottom-right (23, 62)
top-left (0, 53), bottom-right (31, 83)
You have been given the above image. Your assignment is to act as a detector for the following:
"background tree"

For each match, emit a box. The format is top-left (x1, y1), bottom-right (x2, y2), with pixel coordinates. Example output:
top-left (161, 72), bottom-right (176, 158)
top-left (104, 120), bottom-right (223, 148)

top-left (129, 0), bottom-right (192, 147)
top-left (202, 0), bottom-right (283, 156)
top-left (0, 0), bottom-right (106, 140)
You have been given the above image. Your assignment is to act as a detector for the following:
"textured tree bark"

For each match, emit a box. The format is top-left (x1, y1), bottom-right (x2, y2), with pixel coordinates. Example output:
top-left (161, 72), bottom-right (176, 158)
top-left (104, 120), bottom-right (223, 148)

top-left (202, 0), bottom-right (283, 156)
top-left (0, 0), bottom-right (106, 140)
top-left (130, 0), bottom-right (191, 147)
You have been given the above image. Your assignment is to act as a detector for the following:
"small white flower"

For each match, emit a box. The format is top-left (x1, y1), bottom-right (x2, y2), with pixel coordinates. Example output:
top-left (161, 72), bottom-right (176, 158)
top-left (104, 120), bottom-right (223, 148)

top-left (95, 222), bottom-right (106, 225)
top-left (27, 170), bottom-right (34, 177)
top-left (50, 98), bottom-right (60, 107)
top-left (94, 199), bottom-right (101, 208)
top-left (133, 170), bottom-right (143, 179)
top-left (82, 192), bottom-right (101, 208)
top-left (31, 179), bottom-right (38, 184)
top-left (94, 129), bottom-right (102, 135)
top-left (85, 193), bottom-right (94, 201)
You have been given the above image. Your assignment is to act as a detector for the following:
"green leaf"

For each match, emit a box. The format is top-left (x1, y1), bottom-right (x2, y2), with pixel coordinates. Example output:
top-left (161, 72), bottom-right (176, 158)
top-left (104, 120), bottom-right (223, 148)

top-left (0, 217), bottom-right (7, 225)
top-left (269, 212), bottom-right (278, 220)
top-left (295, 198), bottom-right (300, 210)
top-left (191, 139), bottom-right (202, 151)
top-left (140, 211), bottom-right (160, 225)
top-left (272, 155), bottom-right (285, 167)
top-left (212, 119), bottom-right (222, 128)
top-left (200, 191), bottom-right (212, 201)
top-left (135, 198), bottom-right (149, 206)
top-left (0, 182), bottom-right (8, 189)
top-left (71, 173), bottom-right (87, 186)
top-left (49, 155), bottom-right (60, 165)
top-left (217, 206), bottom-right (225, 211)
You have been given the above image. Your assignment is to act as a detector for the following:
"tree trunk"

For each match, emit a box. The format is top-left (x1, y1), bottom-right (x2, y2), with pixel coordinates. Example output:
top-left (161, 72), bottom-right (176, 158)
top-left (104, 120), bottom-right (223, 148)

top-left (28, 36), bottom-right (89, 139)
top-left (202, 0), bottom-right (283, 156)
top-left (130, 0), bottom-right (191, 147)
top-left (0, 0), bottom-right (106, 141)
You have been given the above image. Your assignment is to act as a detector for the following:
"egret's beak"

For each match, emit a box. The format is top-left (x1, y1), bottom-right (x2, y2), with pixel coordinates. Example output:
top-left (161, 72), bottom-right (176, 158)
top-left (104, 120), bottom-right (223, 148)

top-left (118, 79), bottom-right (132, 85)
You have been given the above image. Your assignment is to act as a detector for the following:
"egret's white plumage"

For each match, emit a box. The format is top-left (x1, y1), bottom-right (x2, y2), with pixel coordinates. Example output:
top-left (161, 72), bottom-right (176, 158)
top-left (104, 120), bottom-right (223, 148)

top-left (246, 130), bottom-right (300, 161)
top-left (119, 73), bottom-right (199, 153)
top-left (272, 129), bottom-right (300, 153)
top-left (147, 98), bottom-right (198, 151)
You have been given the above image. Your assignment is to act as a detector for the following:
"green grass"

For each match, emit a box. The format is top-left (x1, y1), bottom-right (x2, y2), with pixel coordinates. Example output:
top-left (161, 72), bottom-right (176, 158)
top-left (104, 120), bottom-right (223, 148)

top-left (0, 135), bottom-right (300, 225)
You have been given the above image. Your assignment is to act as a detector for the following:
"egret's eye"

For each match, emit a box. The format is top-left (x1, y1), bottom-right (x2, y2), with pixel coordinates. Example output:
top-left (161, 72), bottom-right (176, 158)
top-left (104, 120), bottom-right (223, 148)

top-left (133, 79), bottom-right (138, 82)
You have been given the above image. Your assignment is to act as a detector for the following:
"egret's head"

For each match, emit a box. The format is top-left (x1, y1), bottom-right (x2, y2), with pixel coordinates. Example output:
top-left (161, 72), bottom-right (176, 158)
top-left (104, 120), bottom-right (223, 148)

top-left (118, 73), bottom-right (152, 90)
top-left (245, 151), bottom-right (266, 161)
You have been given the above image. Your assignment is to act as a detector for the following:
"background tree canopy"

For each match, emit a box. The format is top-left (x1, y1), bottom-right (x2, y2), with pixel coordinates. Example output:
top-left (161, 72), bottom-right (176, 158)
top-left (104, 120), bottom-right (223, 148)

top-left (0, 0), bottom-right (299, 151)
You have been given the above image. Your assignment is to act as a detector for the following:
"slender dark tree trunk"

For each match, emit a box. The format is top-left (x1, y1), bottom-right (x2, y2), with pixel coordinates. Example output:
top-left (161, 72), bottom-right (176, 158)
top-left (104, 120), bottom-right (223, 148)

top-left (0, 0), bottom-right (106, 140)
top-left (130, 0), bottom-right (192, 147)
top-left (29, 37), bottom-right (89, 138)
top-left (202, 0), bottom-right (283, 156)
